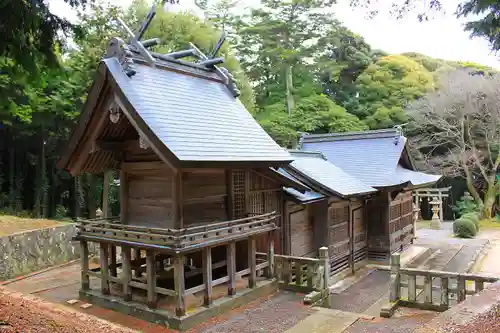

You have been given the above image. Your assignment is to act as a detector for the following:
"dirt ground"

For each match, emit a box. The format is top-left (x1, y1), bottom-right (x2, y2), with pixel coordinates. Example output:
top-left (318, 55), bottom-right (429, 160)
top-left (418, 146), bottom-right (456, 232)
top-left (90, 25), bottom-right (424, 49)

top-left (0, 286), bottom-right (138, 333)
top-left (0, 215), bottom-right (64, 236)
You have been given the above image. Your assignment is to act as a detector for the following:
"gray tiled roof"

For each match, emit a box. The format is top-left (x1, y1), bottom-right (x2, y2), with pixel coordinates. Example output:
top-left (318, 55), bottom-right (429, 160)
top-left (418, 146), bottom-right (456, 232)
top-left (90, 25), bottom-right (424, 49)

top-left (394, 166), bottom-right (442, 187)
top-left (104, 58), bottom-right (291, 162)
top-left (300, 130), bottom-right (441, 188)
top-left (287, 150), bottom-right (377, 197)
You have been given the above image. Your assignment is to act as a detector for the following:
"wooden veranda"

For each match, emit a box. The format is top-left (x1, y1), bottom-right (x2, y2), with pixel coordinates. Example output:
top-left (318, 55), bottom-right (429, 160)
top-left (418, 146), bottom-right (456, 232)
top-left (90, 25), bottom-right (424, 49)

top-left (77, 212), bottom-right (277, 316)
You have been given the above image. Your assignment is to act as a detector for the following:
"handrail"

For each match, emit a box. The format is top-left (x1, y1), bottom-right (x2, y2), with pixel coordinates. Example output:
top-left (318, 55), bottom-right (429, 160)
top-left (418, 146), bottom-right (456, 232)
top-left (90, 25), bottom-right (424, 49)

top-left (78, 211), bottom-right (277, 236)
top-left (76, 211), bottom-right (279, 250)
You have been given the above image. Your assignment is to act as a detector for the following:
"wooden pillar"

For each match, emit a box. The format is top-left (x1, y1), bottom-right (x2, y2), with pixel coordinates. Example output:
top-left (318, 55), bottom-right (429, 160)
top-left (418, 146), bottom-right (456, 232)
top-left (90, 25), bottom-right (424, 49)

top-left (104, 171), bottom-right (117, 278)
top-left (103, 171), bottom-right (111, 218)
top-left (174, 254), bottom-right (186, 317)
top-left (457, 276), bottom-right (466, 302)
top-left (110, 246), bottom-right (117, 278)
top-left (100, 244), bottom-right (110, 295)
top-left (282, 199), bottom-right (290, 255)
top-left (226, 170), bottom-right (234, 220)
top-left (121, 246), bottom-right (132, 301)
top-left (80, 240), bottom-right (90, 291)
top-left (408, 275), bottom-right (416, 302)
top-left (133, 248), bottom-right (142, 278)
top-left (319, 246), bottom-right (330, 307)
top-left (202, 247), bottom-right (213, 306)
top-left (120, 169), bottom-right (128, 224)
top-left (424, 274), bottom-right (432, 304)
top-left (248, 236), bottom-right (257, 288)
top-left (267, 231), bottom-right (275, 278)
top-left (389, 253), bottom-right (401, 303)
top-left (146, 251), bottom-right (157, 309)
top-left (227, 242), bottom-right (236, 296)
top-left (441, 277), bottom-right (449, 307)
top-left (173, 172), bottom-right (184, 229)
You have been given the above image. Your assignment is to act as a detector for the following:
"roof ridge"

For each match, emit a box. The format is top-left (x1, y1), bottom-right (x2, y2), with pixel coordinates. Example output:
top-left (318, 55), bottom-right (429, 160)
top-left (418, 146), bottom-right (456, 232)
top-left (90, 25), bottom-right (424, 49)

top-left (300, 129), bottom-right (402, 144)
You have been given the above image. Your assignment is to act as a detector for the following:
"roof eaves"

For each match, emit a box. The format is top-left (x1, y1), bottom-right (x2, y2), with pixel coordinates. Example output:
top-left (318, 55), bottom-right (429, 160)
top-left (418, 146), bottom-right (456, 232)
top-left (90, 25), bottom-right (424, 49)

top-left (56, 63), bottom-right (108, 171)
top-left (285, 164), bottom-right (347, 199)
top-left (301, 129), bottom-right (400, 144)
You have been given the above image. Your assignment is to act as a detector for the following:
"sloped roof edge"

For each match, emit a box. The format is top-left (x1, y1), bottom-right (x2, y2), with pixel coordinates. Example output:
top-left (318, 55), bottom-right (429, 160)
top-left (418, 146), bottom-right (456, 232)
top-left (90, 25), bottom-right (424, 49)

top-left (300, 129), bottom-right (400, 145)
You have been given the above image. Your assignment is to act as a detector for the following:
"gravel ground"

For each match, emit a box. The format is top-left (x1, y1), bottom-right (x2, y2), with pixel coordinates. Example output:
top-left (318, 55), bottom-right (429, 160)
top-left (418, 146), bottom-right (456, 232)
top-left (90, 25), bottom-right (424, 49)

top-left (193, 291), bottom-right (314, 333)
top-left (448, 304), bottom-right (500, 333)
top-left (0, 287), bottom-right (137, 333)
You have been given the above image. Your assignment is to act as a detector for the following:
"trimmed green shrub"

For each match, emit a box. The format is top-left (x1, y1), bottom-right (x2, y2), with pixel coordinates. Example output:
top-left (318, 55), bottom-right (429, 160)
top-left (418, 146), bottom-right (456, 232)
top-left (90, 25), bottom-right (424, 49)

top-left (462, 212), bottom-right (480, 231)
top-left (453, 218), bottom-right (477, 238)
top-left (453, 192), bottom-right (479, 217)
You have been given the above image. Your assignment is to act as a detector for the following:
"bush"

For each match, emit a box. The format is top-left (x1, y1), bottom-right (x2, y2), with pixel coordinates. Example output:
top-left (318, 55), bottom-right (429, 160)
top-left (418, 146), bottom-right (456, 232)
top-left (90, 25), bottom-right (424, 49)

top-left (453, 218), bottom-right (477, 238)
top-left (453, 192), bottom-right (478, 217)
top-left (462, 212), bottom-right (480, 231)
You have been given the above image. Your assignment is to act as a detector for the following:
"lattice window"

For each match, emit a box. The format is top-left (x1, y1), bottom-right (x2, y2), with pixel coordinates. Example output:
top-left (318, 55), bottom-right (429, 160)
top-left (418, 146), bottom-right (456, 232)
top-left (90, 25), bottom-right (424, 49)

top-left (232, 170), bottom-right (246, 218)
top-left (329, 204), bottom-right (349, 226)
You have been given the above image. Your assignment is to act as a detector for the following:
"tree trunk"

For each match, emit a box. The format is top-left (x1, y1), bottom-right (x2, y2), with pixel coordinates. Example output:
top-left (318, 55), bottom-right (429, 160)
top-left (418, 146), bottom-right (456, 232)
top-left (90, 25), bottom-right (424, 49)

top-left (285, 65), bottom-right (294, 115)
top-left (8, 143), bottom-right (14, 210)
top-left (86, 174), bottom-right (97, 219)
top-left (482, 183), bottom-right (497, 219)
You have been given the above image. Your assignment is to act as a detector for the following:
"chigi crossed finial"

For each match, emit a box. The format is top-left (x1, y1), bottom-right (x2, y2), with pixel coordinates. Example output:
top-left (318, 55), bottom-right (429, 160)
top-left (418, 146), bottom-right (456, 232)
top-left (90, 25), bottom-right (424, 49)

top-left (105, 1), bottom-right (239, 96)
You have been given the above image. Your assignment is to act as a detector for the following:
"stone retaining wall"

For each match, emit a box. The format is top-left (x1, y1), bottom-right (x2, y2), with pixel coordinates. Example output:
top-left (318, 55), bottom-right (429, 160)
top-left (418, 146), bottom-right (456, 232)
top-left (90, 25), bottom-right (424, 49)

top-left (0, 223), bottom-right (96, 281)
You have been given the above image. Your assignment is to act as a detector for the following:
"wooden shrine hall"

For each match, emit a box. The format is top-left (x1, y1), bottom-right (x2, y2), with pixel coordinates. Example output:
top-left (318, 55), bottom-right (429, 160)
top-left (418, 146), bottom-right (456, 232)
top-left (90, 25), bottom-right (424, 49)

top-left (55, 5), bottom-right (443, 329)
top-left (56, 6), bottom-right (305, 330)
top-left (297, 129), bottom-right (442, 261)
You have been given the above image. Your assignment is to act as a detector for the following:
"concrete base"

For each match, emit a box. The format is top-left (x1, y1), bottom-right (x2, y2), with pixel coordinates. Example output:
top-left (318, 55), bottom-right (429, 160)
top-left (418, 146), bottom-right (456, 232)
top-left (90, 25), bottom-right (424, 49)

top-left (80, 279), bottom-right (278, 331)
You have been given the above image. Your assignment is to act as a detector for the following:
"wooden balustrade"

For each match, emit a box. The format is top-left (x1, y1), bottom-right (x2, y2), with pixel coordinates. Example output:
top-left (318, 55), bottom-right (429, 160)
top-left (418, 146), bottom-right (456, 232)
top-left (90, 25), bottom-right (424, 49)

top-left (79, 228), bottom-right (277, 317)
top-left (379, 253), bottom-right (499, 317)
top-left (76, 212), bottom-right (278, 252)
top-left (258, 246), bottom-right (330, 306)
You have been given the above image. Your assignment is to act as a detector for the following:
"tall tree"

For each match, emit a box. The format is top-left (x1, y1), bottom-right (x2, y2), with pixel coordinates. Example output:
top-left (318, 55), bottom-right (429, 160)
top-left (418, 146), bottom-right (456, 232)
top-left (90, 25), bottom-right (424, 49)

top-left (237, 0), bottom-right (335, 115)
top-left (314, 25), bottom-right (386, 111)
top-left (407, 69), bottom-right (500, 219)
top-left (355, 54), bottom-right (434, 129)
top-left (0, 0), bottom-right (89, 72)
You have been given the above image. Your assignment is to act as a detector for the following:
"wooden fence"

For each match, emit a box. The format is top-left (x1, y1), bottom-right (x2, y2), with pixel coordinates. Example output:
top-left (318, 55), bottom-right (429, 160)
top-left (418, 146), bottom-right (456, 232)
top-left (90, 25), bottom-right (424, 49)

top-left (375, 254), bottom-right (499, 317)
top-left (257, 247), bottom-right (330, 306)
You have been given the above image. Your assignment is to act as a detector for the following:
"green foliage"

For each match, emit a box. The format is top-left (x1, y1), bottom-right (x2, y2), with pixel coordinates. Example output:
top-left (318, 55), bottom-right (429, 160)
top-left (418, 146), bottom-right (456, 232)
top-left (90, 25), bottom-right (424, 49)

top-left (55, 205), bottom-right (69, 220)
top-left (258, 94), bottom-right (367, 147)
top-left (354, 54), bottom-right (434, 128)
top-left (453, 192), bottom-right (479, 217)
top-left (457, 0), bottom-right (500, 52)
top-left (462, 212), bottom-right (480, 231)
top-left (453, 218), bottom-right (477, 238)
top-left (0, 0), bottom-right (88, 73)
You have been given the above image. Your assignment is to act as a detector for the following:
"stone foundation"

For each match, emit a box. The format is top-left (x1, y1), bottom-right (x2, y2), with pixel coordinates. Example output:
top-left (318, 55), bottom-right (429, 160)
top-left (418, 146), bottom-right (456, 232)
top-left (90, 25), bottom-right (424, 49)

top-left (80, 280), bottom-right (278, 331)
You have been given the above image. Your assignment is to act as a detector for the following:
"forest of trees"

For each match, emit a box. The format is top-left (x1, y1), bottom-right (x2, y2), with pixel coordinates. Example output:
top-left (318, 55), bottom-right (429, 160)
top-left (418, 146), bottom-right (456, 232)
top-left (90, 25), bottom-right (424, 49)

top-left (0, 0), bottom-right (499, 219)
